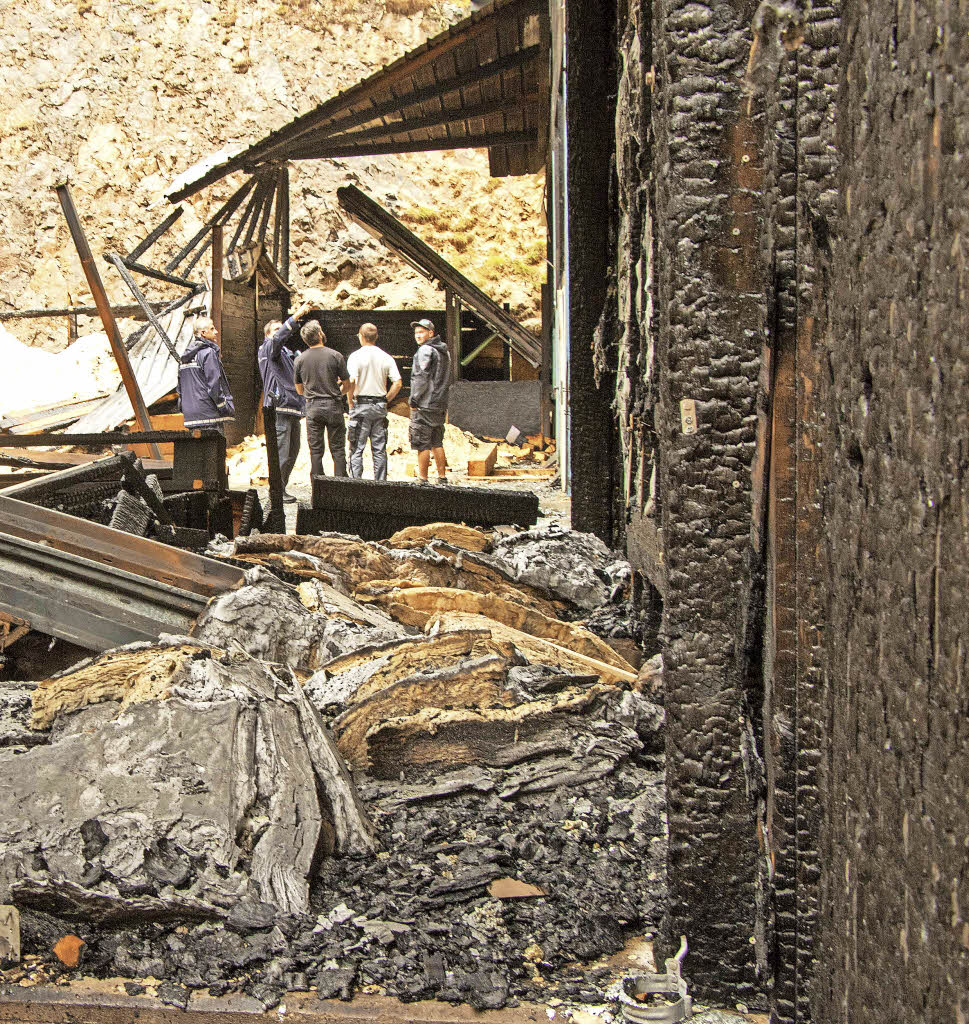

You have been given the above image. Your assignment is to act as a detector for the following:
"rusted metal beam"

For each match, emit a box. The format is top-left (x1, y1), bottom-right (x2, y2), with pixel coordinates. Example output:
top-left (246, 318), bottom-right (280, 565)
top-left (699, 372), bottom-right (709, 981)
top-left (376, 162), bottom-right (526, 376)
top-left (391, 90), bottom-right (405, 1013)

top-left (54, 183), bottom-right (162, 461)
top-left (105, 252), bottom-right (181, 363)
top-left (292, 130), bottom-right (537, 161)
top-left (127, 206), bottom-right (183, 263)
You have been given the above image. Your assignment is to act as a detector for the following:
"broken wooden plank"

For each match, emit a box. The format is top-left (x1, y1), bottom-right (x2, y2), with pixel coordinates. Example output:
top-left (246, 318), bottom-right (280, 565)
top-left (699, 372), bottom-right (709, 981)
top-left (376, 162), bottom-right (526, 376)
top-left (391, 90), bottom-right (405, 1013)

top-left (468, 443), bottom-right (498, 478)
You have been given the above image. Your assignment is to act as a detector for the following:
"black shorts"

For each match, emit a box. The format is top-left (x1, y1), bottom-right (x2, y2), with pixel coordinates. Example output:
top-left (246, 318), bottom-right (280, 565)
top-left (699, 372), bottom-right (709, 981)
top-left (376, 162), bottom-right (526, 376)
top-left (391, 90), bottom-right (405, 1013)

top-left (409, 408), bottom-right (445, 451)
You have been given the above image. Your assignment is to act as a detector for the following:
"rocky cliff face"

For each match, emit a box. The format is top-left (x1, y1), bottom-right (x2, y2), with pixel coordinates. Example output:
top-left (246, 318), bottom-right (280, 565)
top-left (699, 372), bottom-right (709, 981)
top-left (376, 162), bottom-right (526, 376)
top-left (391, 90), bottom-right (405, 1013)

top-left (0, 0), bottom-right (544, 351)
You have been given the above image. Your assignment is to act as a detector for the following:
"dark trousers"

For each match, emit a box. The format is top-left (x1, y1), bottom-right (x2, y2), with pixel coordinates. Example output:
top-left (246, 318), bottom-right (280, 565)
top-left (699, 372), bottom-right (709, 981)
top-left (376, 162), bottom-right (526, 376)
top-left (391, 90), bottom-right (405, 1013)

top-left (348, 401), bottom-right (389, 480)
top-left (274, 411), bottom-right (302, 488)
top-left (305, 399), bottom-right (347, 477)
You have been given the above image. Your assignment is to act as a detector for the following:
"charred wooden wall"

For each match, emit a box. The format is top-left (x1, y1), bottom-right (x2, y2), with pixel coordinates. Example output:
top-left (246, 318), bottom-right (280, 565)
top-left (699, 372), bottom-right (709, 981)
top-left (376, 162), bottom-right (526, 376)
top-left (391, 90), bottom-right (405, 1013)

top-left (811, 0), bottom-right (969, 1020)
top-left (570, 0), bottom-right (969, 1018)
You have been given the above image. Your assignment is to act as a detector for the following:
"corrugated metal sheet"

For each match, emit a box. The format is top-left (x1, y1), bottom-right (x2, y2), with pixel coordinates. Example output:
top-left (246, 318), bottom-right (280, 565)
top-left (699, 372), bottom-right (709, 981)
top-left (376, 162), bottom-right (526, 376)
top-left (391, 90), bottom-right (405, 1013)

top-left (68, 296), bottom-right (207, 434)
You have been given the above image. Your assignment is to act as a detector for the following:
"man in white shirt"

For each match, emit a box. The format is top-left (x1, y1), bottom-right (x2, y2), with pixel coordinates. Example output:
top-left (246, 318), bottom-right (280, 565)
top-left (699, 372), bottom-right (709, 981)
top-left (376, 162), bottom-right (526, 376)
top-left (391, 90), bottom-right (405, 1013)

top-left (346, 322), bottom-right (402, 480)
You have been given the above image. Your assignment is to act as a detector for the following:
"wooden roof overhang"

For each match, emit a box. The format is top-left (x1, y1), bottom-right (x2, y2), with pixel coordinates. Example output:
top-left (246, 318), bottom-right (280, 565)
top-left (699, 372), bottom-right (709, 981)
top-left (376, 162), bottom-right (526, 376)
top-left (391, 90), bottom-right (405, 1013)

top-left (167, 0), bottom-right (549, 204)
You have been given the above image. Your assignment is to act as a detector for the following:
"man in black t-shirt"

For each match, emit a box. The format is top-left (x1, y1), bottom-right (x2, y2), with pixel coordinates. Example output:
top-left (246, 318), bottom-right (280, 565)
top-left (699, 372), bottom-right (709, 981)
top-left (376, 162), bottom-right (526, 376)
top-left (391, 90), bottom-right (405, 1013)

top-left (294, 321), bottom-right (349, 478)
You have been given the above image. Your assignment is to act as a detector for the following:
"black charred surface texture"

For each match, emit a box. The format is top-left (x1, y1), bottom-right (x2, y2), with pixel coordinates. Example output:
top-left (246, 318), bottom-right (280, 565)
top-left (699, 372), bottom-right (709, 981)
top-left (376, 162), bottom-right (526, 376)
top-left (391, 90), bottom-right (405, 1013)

top-left (304, 477), bottom-right (539, 539)
top-left (749, 2), bottom-right (841, 1019)
top-left (566, 0), bottom-right (618, 543)
top-left (812, 2), bottom-right (969, 1021)
top-left (650, 0), bottom-right (766, 1002)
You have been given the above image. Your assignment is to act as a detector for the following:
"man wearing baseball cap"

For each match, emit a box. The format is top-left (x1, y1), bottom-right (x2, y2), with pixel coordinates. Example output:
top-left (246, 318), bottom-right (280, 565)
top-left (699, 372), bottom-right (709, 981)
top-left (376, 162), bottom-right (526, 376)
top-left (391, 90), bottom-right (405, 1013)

top-left (408, 318), bottom-right (451, 483)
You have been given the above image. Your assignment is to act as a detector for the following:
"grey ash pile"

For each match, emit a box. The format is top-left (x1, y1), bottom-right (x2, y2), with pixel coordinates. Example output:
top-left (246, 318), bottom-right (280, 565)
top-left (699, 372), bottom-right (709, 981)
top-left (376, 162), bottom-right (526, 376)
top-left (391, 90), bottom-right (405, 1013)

top-left (0, 526), bottom-right (665, 1011)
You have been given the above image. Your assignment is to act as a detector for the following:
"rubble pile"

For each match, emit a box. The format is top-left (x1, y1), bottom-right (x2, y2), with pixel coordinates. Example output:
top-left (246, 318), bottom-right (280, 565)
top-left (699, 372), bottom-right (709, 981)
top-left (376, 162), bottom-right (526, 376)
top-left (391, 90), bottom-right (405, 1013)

top-left (0, 525), bottom-right (665, 1012)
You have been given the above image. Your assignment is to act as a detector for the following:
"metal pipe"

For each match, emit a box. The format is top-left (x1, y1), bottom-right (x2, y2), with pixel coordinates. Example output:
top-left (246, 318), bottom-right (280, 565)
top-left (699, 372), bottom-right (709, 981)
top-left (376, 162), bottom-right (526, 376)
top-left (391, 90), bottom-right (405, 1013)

top-left (460, 330), bottom-right (501, 367)
top-left (54, 183), bottom-right (162, 460)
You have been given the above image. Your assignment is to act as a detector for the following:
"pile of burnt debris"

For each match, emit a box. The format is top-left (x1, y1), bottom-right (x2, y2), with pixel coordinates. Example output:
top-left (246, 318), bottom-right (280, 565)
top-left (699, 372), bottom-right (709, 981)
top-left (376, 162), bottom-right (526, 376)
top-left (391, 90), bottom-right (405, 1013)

top-left (0, 523), bottom-right (664, 1012)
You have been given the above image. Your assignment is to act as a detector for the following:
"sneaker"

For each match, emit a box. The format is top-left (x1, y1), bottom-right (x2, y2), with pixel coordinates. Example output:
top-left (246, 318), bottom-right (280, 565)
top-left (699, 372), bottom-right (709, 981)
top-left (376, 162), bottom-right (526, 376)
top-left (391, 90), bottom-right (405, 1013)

top-left (434, 476), bottom-right (448, 485)
top-left (416, 477), bottom-right (430, 486)
top-left (282, 490), bottom-right (297, 503)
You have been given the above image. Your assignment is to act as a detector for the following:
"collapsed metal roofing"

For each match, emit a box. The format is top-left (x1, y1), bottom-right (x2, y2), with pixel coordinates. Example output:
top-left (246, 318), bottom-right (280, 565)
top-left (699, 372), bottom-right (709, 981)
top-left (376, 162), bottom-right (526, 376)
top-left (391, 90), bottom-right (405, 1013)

top-left (166, 0), bottom-right (549, 204)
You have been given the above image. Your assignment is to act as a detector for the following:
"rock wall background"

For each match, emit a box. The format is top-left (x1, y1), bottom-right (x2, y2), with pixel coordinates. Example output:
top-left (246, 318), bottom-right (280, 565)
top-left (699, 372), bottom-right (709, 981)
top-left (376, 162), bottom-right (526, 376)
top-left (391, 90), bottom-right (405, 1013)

top-left (0, 0), bottom-right (544, 352)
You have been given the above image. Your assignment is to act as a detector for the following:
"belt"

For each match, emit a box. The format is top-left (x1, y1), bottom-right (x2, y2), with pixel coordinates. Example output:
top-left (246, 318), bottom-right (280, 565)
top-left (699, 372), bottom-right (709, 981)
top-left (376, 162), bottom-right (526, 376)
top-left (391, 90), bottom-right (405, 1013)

top-left (355, 395), bottom-right (387, 403)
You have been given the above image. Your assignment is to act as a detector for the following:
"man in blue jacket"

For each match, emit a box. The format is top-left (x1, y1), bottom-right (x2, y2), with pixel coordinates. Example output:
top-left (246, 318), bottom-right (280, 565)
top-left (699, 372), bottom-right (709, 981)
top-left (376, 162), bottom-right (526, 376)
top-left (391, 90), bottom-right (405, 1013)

top-left (258, 299), bottom-right (317, 501)
top-left (408, 318), bottom-right (451, 483)
top-left (177, 316), bottom-right (235, 433)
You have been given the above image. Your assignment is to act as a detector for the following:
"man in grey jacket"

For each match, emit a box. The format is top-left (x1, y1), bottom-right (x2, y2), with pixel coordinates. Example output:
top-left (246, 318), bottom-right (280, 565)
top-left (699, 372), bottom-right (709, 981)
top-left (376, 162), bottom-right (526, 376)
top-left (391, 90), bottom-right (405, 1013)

top-left (408, 318), bottom-right (451, 483)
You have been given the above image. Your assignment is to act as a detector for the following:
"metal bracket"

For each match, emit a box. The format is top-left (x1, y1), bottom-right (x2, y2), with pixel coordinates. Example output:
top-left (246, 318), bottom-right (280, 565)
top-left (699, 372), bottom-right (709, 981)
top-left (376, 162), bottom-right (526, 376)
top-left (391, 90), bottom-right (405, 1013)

top-left (620, 936), bottom-right (692, 1023)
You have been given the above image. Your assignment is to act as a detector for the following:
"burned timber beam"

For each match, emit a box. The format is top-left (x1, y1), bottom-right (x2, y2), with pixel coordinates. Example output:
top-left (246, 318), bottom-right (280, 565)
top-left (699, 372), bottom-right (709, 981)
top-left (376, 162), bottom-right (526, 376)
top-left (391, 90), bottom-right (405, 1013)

top-left (127, 206), bottom-right (183, 263)
top-left (0, 531), bottom-right (209, 651)
top-left (0, 303), bottom-right (172, 323)
top-left (301, 476), bottom-right (539, 541)
top-left (337, 186), bottom-right (541, 366)
top-left (0, 496), bottom-right (243, 600)
top-left (54, 183), bottom-right (161, 460)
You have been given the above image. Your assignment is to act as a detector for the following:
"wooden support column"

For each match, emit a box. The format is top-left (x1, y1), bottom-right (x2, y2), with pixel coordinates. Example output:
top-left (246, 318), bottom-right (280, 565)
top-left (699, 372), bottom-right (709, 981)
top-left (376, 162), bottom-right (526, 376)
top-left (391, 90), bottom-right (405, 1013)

top-left (279, 166), bottom-right (290, 284)
top-left (54, 183), bottom-right (160, 460)
top-left (211, 225), bottom-right (224, 341)
top-left (445, 288), bottom-right (462, 381)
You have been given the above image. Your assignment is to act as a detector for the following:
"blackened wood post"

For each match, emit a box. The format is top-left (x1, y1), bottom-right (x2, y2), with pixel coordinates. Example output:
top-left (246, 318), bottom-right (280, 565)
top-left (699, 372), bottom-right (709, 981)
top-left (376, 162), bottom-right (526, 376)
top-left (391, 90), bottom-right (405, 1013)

top-left (54, 183), bottom-right (161, 460)
top-left (445, 288), bottom-right (461, 381)
top-left (262, 404), bottom-right (286, 533)
top-left (565, 0), bottom-right (616, 543)
top-left (279, 166), bottom-right (290, 283)
top-left (211, 225), bottom-right (224, 344)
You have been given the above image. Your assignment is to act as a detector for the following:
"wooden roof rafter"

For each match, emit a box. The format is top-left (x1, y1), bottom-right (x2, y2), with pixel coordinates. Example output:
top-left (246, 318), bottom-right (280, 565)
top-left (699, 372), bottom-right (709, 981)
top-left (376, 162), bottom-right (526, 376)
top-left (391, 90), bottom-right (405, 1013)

top-left (166, 0), bottom-right (549, 204)
top-left (336, 184), bottom-right (541, 366)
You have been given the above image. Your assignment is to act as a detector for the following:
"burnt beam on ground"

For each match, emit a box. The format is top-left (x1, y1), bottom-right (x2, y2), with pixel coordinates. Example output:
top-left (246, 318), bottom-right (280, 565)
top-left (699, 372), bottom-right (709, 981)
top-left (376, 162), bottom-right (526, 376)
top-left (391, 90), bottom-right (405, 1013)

top-left (0, 531), bottom-right (209, 651)
top-left (304, 476), bottom-right (539, 540)
top-left (0, 495), bottom-right (243, 598)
